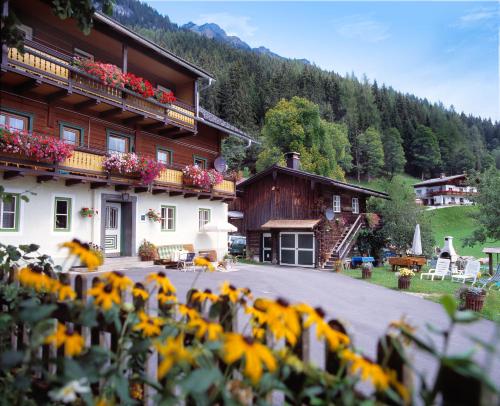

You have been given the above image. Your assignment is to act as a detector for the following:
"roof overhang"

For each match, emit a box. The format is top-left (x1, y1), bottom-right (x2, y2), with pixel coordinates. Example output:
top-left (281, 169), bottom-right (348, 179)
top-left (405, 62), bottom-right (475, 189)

top-left (228, 211), bottom-right (244, 219)
top-left (261, 219), bottom-right (320, 230)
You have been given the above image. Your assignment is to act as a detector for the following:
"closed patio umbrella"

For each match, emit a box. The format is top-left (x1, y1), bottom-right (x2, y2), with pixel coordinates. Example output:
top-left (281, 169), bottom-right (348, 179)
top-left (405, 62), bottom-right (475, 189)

top-left (412, 224), bottom-right (422, 256)
top-left (202, 220), bottom-right (237, 260)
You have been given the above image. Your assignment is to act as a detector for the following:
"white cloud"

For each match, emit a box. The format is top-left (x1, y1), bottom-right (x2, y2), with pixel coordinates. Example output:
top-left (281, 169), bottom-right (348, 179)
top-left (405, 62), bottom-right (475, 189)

top-left (333, 15), bottom-right (390, 43)
top-left (194, 12), bottom-right (257, 38)
top-left (456, 6), bottom-right (500, 28)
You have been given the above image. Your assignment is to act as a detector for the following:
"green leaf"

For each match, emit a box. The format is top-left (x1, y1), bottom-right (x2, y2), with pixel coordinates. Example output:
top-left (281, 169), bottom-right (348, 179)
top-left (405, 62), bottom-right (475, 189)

top-left (453, 310), bottom-right (479, 323)
top-left (0, 350), bottom-right (24, 368)
top-left (20, 195), bottom-right (30, 202)
top-left (19, 243), bottom-right (40, 253)
top-left (113, 374), bottom-right (133, 403)
top-left (181, 368), bottom-right (222, 394)
top-left (440, 295), bottom-right (457, 319)
top-left (19, 303), bottom-right (56, 323)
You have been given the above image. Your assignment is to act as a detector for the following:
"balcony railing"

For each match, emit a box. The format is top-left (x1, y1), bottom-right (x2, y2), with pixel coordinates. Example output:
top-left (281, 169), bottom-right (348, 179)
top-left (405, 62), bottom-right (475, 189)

top-left (5, 40), bottom-right (196, 131)
top-left (0, 147), bottom-right (235, 197)
top-left (427, 190), bottom-right (477, 197)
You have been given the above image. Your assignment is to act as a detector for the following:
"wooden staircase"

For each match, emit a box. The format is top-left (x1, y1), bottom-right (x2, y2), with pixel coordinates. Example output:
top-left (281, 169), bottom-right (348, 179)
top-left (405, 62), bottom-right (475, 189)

top-left (323, 215), bottom-right (364, 270)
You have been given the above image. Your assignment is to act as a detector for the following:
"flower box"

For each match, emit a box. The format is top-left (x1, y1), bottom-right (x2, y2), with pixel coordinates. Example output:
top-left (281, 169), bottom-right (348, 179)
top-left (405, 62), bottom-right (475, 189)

top-left (465, 291), bottom-right (486, 312)
top-left (182, 165), bottom-right (223, 189)
top-left (362, 268), bottom-right (372, 279)
top-left (398, 277), bottom-right (411, 290)
top-left (103, 153), bottom-right (164, 185)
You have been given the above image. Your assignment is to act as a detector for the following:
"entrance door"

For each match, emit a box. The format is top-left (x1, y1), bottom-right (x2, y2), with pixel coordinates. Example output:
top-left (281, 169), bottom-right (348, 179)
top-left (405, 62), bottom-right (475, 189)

top-left (105, 203), bottom-right (121, 255)
top-left (262, 233), bottom-right (272, 262)
top-left (279, 232), bottom-right (315, 267)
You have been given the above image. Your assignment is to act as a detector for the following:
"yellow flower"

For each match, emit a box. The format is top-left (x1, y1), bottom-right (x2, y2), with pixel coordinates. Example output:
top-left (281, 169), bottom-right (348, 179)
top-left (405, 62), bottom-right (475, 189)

top-left (222, 333), bottom-right (277, 384)
top-left (194, 256), bottom-right (215, 272)
top-left (178, 304), bottom-right (199, 320)
top-left (132, 283), bottom-right (149, 301)
top-left (18, 266), bottom-right (52, 291)
top-left (245, 305), bottom-right (268, 325)
top-left (340, 349), bottom-right (390, 391)
top-left (158, 290), bottom-right (178, 305)
top-left (104, 271), bottom-right (133, 291)
top-left (60, 239), bottom-right (103, 270)
top-left (146, 272), bottom-right (176, 293)
top-left (45, 323), bottom-right (84, 357)
top-left (220, 281), bottom-right (240, 303)
top-left (191, 288), bottom-right (219, 303)
top-left (155, 335), bottom-right (193, 378)
top-left (188, 317), bottom-right (223, 341)
top-left (387, 370), bottom-right (411, 404)
top-left (88, 282), bottom-right (121, 310)
top-left (50, 280), bottom-right (77, 301)
top-left (252, 327), bottom-right (266, 340)
top-left (133, 311), bottom-right (164, 337)
top-left (255, 298), bottom-right (301, 346)
top-left (295, 304), bottom-right (350, 350)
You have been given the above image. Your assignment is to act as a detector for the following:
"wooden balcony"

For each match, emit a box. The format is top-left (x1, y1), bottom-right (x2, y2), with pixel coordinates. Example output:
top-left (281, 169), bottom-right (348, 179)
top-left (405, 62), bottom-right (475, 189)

top-left (0, 149), bottom-right (235, 199)
top-left (427, 190), bottom-right (477, 197)
top-left (2, 40), bottom-right (196, 133)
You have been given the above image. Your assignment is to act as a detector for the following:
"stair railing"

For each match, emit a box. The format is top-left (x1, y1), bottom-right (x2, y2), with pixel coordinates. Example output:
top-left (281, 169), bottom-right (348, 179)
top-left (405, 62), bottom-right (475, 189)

top-left (335, 214), bottom-right (363, 259)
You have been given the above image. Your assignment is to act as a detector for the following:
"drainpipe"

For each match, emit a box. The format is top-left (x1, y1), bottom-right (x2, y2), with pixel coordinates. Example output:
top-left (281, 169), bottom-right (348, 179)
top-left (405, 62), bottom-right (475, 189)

top-left (196, 78), bottom-right (214, 118)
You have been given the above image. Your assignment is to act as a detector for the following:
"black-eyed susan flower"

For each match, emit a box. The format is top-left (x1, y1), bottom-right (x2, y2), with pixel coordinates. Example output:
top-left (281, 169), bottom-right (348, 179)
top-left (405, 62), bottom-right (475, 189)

top-left (188, 317), bottom-right (223, 341)
top-left (340, 349), bottom-right (390, 391)
top-left (155, 335), bottom-right (193, 378)
top-left (387, 369), bottom-right (411, 404)
top-left (133, 311), bottom-right (164, 337)
top-left (132, 283), bottom-right (149, 301)
top-left (45, 323), bottom-right (85, 357)
top-left (18, 266), bottom-right (52, 291)
top-left (104, 271), bottom-right (133, 291)
top-left (191, 288), bottom-right (219, 303)
top-left (158, 289), bottom-right (177, 305)
top-left (178, 304), bottom-right (200, 320)
top-left (220, 281), bottom-right (240, 303)
top-left (50, 280), bottom-right (77, 301)
top-left (222, 333), bottom-right (277, 384)
top-left (194, 256), bottom-right (215, 272)
top-left (146, 272), bottom-right (176, 293)
top-left (60, 239), bottom-right (103, 270)
top-left (88, 282), bottom-right (121, 310)
top-left (245, 305), bottom-right (268, 325)
top-left (255, 298), bottom-right (301, 346)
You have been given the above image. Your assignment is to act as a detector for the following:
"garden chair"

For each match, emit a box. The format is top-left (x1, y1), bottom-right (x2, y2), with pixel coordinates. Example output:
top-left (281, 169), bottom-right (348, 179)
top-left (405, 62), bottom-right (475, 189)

top-left (420, 258), bottom-right (450, 281)
top-left (177, 252), bottom-right (196, 272)
top-left (473, 264), bottom-right (500, 289)
top-left (451, 260), bottom-right (480, 284)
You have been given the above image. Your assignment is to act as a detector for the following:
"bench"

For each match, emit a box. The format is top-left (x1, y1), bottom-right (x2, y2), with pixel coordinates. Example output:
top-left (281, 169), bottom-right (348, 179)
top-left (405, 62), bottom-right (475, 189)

top-left (154, 244), bottom-right (195, 266)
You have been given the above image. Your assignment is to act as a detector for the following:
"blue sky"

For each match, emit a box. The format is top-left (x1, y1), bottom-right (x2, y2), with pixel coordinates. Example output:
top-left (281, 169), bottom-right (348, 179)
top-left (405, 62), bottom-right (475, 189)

top-left (146, 1), bottom-right (500, 121)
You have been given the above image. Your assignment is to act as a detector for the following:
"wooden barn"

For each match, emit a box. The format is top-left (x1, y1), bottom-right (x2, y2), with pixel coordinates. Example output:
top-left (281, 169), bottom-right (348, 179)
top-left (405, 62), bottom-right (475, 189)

top-left (230, 153), bottom-right (388, 269)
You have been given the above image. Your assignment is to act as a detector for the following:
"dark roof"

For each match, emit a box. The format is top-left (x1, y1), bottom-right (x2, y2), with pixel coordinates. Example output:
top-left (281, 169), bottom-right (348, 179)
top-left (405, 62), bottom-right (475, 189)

top-left (94, 12), bottom-right (214, 80)
top-left (238, 165), bottom-right (389, 198)
top-left (199, 108), bottom-right (255, 142)
top-left (413, 174), bottom-right (466, 187)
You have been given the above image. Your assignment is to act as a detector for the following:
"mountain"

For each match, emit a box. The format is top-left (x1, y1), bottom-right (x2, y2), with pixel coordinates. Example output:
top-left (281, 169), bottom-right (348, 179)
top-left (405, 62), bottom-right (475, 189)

top-left (107, 0), bottom-right (500, 176)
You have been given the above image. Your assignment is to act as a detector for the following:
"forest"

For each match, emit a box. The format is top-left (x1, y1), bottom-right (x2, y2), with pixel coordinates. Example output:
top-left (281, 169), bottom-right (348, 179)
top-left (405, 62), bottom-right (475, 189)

top-left (110, 0), bottom-right (500, 180)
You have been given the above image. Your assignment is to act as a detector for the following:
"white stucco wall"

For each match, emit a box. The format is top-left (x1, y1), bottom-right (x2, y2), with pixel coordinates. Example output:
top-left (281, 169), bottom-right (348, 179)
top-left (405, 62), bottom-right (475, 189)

top-left (1, 178), bottom-right (229, 263)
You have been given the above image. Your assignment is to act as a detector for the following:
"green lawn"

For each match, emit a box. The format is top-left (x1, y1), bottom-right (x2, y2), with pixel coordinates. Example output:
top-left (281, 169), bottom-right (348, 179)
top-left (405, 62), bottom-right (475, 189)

top-left (348, 174), bottom-right (420, 193)
top-left (342, 266), bottom-right (500, 321)
top-left (426, 206), bottom-right (500, 258)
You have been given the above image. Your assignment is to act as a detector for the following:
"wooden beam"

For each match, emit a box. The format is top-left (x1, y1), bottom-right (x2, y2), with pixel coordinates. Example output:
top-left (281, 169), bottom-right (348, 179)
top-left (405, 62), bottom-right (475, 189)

top-left (115, 184), bottom-right (130, 191)
top-left (184, 192), bottom-right (198, 199)
top-left (122, 115), bottom-right (144, 126)
top-left (90, 181), bottom-right (108, 189)
top-left (222, 198), bottom-right (234, 203)
top-left (45, 89), bottom-right (70, 103)
top-left (142, 122), bottom-right (164, 132)
top-left (152, 189), bottom-right (167, 195)
top-left (14, 78), bottom-right (41, 93)
top-left (75, 99), bottom-right (100, 110)
top-left (198, 194), bottom-right (211, 200)
top-left (158, 127), bottom-right (182, 136)
top-left (134, 187), bottom-right (148, 193)
top-left (3, 170), bottom-right (24, 180)
top-left (99, 107), bottom-right (123, 119)
top-left (37, 174), bottom-right (57, 183)
top-left (171, 131), bottom-right (193, 139)
top-left (169, 191), bottom-right (183, 197)
top-left (65, 178), bottom-right (86, 187)
top-left (210, 196), bottom-right (224, 201)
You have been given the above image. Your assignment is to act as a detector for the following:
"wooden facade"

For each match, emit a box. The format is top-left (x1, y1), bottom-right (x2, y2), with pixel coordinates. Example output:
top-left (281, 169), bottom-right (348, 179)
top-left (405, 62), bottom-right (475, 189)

top-left (231, 164), bottom-right (388, 268)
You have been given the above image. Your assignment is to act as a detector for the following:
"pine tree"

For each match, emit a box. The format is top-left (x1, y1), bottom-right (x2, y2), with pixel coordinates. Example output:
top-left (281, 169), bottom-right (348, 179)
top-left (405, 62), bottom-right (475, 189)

top-left (382, 128), bottom-right (406, 178)
top-left (410, 125), bottom-right (441, 178)
top-left (359, 127), bottom-right (385, 180)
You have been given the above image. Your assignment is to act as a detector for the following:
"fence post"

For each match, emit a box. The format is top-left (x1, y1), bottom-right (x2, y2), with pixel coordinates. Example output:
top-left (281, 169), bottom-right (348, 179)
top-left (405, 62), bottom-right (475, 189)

top-left (324, 319), bottom-right (349, 377)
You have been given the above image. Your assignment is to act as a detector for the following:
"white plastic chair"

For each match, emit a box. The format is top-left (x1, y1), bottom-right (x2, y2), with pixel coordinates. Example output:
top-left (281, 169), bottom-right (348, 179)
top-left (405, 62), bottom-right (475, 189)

top-left (420, 258), bottom-right (450, 280)
top-left (451, 260), bottom-right (480, 284)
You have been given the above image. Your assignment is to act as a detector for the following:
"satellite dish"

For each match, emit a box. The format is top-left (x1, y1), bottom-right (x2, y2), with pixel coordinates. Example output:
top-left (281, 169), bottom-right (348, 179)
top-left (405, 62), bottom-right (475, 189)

top-left (214, 156), bottom-right (227, 173)
top-left (325, 208), bottom-right (335, 221)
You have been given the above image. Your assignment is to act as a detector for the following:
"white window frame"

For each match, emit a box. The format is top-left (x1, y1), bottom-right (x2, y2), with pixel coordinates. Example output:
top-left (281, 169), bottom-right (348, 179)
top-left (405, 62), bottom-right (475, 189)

top-left (161, 205), bottom-right (176, 231)
top-left (352, 197), bottom-right (360, 214)
top-left (0, 194), bottom-right (19, 231)
top-left (198, 208), bottom-right (211, 231)
top-left (333, 195), bottom-right (341, 213)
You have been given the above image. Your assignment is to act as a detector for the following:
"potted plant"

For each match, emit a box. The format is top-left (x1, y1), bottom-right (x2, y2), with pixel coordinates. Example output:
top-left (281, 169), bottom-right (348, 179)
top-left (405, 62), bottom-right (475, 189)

top-left (398, 268), bottom-right (415, 289)
top-left (361, 262), bottom-right (373, 279)
top-left (80, 207), bottom-right (98, 218)
top-left (145, 209), bottom-right (161, 223)
top-left (334, 259), bottom-right (343, 273)
top-left (456, 286), bottom-right (486, 312)
top-left (138, 239), bottom-right (157, 261)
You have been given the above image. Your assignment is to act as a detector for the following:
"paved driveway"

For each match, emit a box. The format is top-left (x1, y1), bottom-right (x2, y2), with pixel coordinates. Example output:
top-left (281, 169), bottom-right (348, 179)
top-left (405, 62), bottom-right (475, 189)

top-left (124, 263), bottom-right (500, 383)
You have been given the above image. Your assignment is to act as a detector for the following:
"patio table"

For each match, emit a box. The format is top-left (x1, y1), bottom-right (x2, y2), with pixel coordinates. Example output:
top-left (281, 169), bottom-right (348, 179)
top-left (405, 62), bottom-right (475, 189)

top-left (351, 256), bottom-right (375, 268)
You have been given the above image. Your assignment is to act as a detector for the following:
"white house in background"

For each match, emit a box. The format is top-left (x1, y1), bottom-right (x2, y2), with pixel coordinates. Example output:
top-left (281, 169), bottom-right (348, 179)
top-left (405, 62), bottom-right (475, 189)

top-left (413, 174), bottom-right (477, 206)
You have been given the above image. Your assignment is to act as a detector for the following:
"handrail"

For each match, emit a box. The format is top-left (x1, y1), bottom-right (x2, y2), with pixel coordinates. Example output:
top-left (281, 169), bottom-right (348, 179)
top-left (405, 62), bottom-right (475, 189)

top-left (335, 214), bottom-right (363, 259)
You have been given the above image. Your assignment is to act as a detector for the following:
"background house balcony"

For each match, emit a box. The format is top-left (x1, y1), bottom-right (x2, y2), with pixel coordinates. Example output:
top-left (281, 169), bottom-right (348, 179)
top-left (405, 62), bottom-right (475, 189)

top-left (2, 41), bottom-right (196, 134)
top-left (427, 190), bottom-right (477, 197)
top-left (0, 145), bottom-right (235, 200)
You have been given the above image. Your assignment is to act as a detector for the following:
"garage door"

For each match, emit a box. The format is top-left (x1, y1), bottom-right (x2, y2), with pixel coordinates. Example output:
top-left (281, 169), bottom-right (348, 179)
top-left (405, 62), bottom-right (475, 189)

top-left (280, 232), bottom-right (315, 267)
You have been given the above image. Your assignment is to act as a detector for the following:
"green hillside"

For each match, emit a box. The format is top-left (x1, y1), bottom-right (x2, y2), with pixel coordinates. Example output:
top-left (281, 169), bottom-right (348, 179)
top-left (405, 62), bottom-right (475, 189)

top-left (349, 174), bottom-right (419, 192)
top-left (427, 206), bottom-right (499, 258)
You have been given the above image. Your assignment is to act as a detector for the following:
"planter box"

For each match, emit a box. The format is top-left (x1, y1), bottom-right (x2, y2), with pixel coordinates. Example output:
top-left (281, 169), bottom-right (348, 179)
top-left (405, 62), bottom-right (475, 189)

top-left (398, 277), bottom-right (411, 290)
top-left (465, 293), bottom-right (485, 312)
top-left (362, 269), bottom-right (372, 279)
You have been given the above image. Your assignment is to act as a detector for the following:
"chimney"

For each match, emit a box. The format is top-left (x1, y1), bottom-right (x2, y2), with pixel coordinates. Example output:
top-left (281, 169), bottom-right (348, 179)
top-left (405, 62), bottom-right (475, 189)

top-left (440, 173), bottom-right (446, 179)
top-left (285, 152), bottom-right (301, 170)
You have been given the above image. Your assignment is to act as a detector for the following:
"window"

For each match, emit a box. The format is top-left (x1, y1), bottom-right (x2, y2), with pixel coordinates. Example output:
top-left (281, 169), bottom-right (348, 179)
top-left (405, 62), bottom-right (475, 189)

top-left (352, 198), bottom-right (359, 214)
top-left (0, 194), bottom-right (19, 231)
top-left (333, 195), bottom-right (341, 213)
top-left (105, 206), bottom-right (118, 229)
top-left (161, 206), bottom-right (176, 231)
top-left (54, 197), bottom-right (71, 231)
top-left (74, 48), bottom-right (94, 61)
top-left (193, 156), bottom-right (207, 169)
top-left (198, 208), bottom-right (211, 231)
top-left (0, 109), bottom-right (31, 131)
top-left (157, 148), bottom-right (173, 165)
top-left (107, 133), bottom-right (130, 153)
top-left (60, 123), bottom-right (83, 146)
